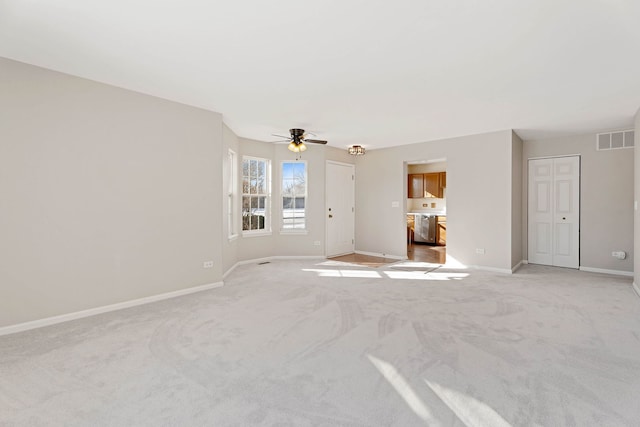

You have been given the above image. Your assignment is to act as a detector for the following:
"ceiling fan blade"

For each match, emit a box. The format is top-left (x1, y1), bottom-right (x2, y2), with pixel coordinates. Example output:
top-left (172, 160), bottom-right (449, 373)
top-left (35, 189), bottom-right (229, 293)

top-left (268, 139), bottom-right (291, 143)
top-left (304, 139), bottom-right (328, 145)
top-left (271, 133), bottom-right (292, 139)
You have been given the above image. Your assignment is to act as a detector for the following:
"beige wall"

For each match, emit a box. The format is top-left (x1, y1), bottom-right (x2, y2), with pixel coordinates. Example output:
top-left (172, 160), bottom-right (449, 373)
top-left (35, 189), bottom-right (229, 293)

top-left (355, 130), bottom-right (515, 271)
top-left (0, 58), bottom-right (224, 327)
top-left (523, 132), bottom-right (634, 272)
top-left (511, 131), bottom-right (523, 268)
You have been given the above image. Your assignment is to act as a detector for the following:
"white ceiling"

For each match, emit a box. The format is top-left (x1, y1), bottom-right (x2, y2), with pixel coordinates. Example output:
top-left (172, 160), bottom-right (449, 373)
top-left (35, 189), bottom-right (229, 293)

top-left (1, 0), bottom-right (639, 149)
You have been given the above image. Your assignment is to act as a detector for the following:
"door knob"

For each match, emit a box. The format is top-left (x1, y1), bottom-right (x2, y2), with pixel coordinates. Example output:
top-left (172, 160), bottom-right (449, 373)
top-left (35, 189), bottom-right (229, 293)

top-left (329, 214), bottom-right (333, 218)
top-left (563, 217), bottom-right (566, 220)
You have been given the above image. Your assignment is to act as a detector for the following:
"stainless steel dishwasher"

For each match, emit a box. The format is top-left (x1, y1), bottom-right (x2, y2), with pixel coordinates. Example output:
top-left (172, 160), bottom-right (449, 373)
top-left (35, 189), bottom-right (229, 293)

top-left (414, 214), bottom-right (437, 244)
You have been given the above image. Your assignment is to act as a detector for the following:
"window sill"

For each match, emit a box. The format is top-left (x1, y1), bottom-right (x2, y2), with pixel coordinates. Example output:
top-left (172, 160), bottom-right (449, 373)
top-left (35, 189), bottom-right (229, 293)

top-left (280, 229), bottom-right (309, 235)
top-left (242, 230), bottom-right (272, 238)
top-left (228, 234), bottom-right (239, 242)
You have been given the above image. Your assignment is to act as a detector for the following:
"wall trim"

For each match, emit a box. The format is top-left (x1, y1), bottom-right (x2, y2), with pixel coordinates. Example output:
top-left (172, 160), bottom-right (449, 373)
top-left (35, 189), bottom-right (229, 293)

top-left (522, 260), bottom-right (529, 264)
top-left (511, 260), bottom-right (524, 273)
top-left (355, 250), bottom-right (406, 260)
top-left (271, 255), bottom-right (326, 261)
top-left (0, 281), bottom-right (224, 337)
top-left (579, 266), bottom-right (634, 277)
top-left (469, 265), bottom-right (514, 275)
top-left (223, 256), bottom-right (325, 279)
top-left (633, 282), bottom-right (640, 299)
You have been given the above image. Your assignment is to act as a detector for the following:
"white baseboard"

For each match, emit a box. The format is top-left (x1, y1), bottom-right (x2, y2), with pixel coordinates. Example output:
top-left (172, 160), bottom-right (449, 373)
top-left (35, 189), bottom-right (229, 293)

top-left (511, 261), bottom-right (524, 273)
top-left (0, 281), bottom-right (223, 337)
top-left (522, 260), bottom-right (529, 264)
top-left (223, 255), bottom-right (325, 279)
top-left (354, 250), bottom-right (406, 260)
top-left (579, 266), bottom-right (634, 277)
top-left (469, 265), bottom-right (514, 275)
top-left (633, 282), bottom-right (640, 298)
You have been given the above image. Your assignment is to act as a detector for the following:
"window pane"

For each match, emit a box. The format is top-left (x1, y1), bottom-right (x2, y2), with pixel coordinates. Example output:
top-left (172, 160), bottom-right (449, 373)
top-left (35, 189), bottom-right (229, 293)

top-left (283, 179), bottom-right (294, 196)
top-left (242, 157), bottom-right (270, 233)
top-left (293, 162), bottom-right (305, 177)
top-left (282, 162), bottom-right (293, 179)
top-left (281, 161), bottom-right (306, 230)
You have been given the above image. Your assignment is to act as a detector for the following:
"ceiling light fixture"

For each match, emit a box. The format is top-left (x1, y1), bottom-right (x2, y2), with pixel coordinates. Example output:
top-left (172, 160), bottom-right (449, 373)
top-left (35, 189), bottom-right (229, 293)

top-left (348, 145), bottom-right (365, 156)
top-left (288, 141), bottom-right (307, 152)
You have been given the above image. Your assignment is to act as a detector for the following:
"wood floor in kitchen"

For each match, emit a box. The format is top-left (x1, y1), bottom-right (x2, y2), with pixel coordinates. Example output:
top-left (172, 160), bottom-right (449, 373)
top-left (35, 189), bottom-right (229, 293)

top-left (329, 243), bottom-right (446, 267)
top-left (407, 243), bottom-right (446, 264)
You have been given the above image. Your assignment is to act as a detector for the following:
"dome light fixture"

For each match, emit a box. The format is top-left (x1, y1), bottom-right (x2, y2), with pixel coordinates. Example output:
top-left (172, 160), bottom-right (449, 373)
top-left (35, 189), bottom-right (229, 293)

top-left (348, 145), bottom-right (365, 156)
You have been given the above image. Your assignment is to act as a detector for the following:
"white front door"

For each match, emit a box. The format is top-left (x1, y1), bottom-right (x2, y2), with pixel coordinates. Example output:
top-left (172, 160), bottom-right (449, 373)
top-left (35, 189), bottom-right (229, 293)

top-left (326, 161), bottom-right (355, 257)
top-left (528, 156), bottom-right (580, 268)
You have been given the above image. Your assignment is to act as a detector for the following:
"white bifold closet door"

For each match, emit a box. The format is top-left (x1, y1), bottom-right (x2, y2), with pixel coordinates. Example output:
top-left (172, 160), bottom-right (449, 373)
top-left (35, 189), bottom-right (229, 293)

top-left (528, 156), bottom-right (580, 268)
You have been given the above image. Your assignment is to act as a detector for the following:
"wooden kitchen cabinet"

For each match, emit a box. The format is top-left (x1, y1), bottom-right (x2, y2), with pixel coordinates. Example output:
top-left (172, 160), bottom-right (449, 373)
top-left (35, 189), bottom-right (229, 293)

top-left (424, 173), bottom-right (441, 198)
top-left (436, 216), bottom-right (446, 246)
top-left (408, 174), bottom-right (424, 198)
top-left (408, 172), bottom-right (446, 198)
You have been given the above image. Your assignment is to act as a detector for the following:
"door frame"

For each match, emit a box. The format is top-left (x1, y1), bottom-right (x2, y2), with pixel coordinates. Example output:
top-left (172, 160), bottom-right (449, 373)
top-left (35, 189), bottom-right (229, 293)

top-left (325, 160), bottom-right (355, 257)
top-left (527, 154), bottom-right (581, 268)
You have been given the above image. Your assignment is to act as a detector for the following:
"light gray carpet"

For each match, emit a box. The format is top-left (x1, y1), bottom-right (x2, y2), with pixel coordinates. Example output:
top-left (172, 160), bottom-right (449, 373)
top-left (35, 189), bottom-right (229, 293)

top-left (1, 261), bottom-right (639, 426)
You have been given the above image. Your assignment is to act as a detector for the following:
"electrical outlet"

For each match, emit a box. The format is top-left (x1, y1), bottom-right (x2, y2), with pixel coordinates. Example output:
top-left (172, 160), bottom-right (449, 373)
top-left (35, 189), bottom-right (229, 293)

top-left (611, 251), bottom-right (627, 260)
top-left (422, 203), bottom-right (428, 207)
top-left (313, 241), bottom-right (321, 246)
top-left (203, 261), bottom-right (214, 268)
top-left (476, 248), bottom-right (485, 255)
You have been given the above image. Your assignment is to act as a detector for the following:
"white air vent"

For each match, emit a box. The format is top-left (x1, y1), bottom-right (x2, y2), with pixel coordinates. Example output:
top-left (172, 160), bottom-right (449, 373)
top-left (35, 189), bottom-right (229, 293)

top-left (597, 130), bottom-right (635, 151)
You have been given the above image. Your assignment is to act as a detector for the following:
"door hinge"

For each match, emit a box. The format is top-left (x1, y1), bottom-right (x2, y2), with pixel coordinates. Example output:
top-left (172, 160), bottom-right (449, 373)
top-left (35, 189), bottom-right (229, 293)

top-left (352, 239), bottom-right (354, 244)
top-left (352, 207), bottom-right (354, 212)
top-left (352, 175), bottom-right (354, 180)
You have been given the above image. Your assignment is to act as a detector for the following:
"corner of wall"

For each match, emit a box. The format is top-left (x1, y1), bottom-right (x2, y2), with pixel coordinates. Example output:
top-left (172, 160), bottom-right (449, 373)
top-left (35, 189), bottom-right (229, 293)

top-left (634, 108), bottom-right (640, 291)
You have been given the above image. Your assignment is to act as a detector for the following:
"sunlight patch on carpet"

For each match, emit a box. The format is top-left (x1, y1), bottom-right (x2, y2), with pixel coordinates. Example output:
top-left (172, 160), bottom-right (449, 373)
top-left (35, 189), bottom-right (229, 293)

top-left (368, 355), bottom-right (440, 425)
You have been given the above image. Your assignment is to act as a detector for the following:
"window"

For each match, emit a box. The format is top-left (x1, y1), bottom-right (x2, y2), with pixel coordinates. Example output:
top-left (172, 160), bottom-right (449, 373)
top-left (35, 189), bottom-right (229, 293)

top-left (281, 161), bottom-right (307, 231)
top-left (242, 156), bottom-right (270, 233)
top-left (227, 150), bottom-right (237, 239)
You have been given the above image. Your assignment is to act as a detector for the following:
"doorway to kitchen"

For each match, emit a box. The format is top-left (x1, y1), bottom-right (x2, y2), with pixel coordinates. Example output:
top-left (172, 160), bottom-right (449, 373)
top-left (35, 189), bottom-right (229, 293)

top-left (406, 159), bottom-right (447, 264)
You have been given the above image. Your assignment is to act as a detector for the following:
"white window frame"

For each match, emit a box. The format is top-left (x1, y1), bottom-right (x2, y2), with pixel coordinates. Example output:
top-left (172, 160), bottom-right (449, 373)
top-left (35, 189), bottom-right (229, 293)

top-left (227, 149), bottom-right (238, 241)
top-left (280, 160), bottom-right (308, 234)
top-left (241, 156), bottom-right (272, 237)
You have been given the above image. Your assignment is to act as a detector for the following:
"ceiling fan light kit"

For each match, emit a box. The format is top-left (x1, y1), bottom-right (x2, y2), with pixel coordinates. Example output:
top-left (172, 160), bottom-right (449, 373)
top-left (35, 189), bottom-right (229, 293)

top-left (288, 141), bottom-right (307, 152)
top-left (348, 145), bottom-right (365, 156)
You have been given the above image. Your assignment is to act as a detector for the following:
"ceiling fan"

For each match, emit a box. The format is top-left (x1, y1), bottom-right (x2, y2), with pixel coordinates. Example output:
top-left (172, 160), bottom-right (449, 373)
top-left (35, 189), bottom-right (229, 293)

top-left (272, 128), bottom-right (328, 153)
